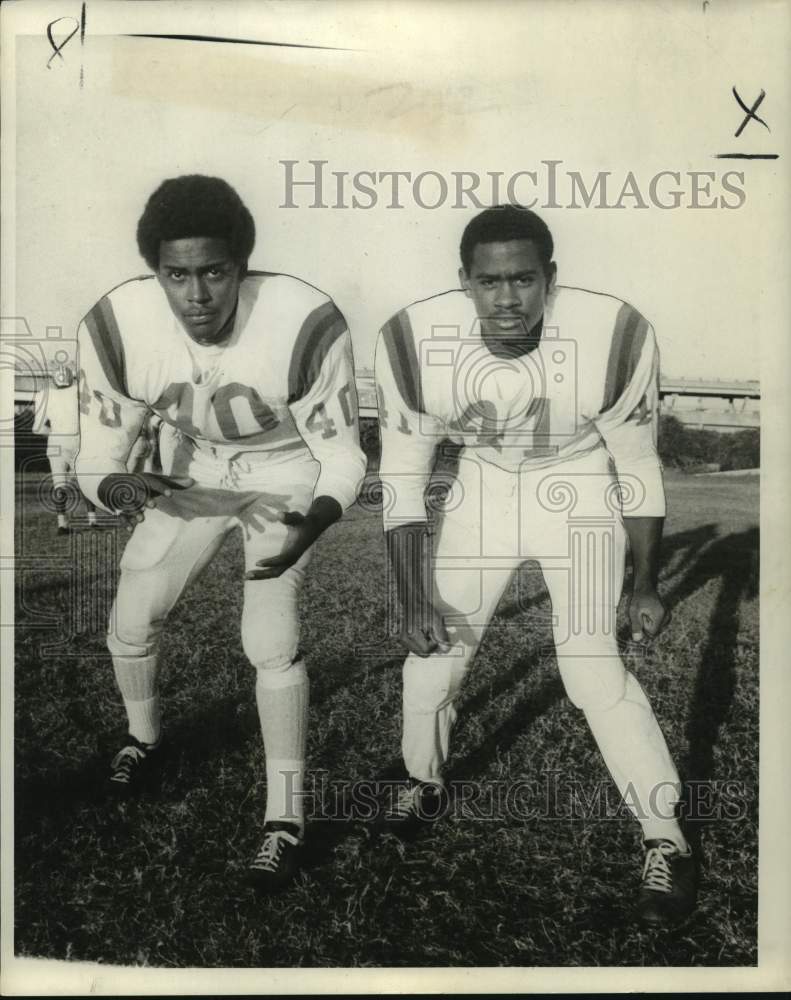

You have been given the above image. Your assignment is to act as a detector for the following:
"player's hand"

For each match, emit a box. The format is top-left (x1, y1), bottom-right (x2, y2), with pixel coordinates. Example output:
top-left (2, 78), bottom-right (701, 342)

top-left (246, 510), bottom-right (321, 581)
top-left (399, 605), bottom-right (451, 658)
top-left (98, 472), bottom-right (194, 533)
top-left (628, 585), bottom-right (668, 642)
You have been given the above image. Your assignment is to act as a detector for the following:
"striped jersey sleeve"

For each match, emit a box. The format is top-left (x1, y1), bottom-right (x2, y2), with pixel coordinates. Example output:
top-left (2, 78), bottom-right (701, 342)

top-left (288, 299), bottom-right (366, 510)
top-left (375, 308), bottom-right (443, 529)
top-left (75, 295), bottom-right (149, 510)
top-left (594, 302), bottom-right (665, 517)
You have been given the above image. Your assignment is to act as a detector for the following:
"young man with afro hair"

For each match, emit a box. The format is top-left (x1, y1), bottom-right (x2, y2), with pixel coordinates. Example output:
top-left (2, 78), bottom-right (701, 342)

top-left (76, 175), bottom-right (366, 890)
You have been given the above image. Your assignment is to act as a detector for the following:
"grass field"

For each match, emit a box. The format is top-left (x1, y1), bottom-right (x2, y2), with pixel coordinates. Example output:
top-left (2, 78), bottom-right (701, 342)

top-left (13, 464), bottom-right (759, 968)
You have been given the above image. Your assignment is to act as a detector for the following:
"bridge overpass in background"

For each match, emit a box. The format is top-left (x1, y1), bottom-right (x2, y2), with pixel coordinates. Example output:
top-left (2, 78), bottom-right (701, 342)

top-left (655, 377), bottom-right (759, 432)
top-left (354, 373), bottom-right (760, 432)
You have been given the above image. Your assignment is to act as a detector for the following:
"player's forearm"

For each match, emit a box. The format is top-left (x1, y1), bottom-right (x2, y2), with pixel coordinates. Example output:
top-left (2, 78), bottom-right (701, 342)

top-left (385, 522), bottom-right (434, 624)
top-left (623, 515), bottom-right (664, 588)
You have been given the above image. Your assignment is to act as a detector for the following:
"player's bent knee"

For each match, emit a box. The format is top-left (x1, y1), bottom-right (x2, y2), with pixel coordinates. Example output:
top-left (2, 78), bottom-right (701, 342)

top-left (107, 629), bottom-right (157, 661)
top-left (254, 656), bottom-right (307, 690)
top-left (109, 588), bottom-right (167, 654)
top-left (243, 623), bottom-right (299, 671)
top-left (558, 655), bottom-right (626, 713)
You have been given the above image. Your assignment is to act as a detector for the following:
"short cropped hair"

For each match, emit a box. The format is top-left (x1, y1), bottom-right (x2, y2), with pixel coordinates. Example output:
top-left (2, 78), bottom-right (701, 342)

top-left (136, 175), bottom-right (256, 271)
top-left (460, 205), bottom-right (554, 274)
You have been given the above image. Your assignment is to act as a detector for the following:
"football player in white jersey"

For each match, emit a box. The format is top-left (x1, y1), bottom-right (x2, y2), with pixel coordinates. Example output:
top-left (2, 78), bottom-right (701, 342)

top-left (76, 175), bottom-right (366, 890)
top-left (33, 365), bottom-right (98, 533)
top-left (374, 205), bottom-right (696, 926)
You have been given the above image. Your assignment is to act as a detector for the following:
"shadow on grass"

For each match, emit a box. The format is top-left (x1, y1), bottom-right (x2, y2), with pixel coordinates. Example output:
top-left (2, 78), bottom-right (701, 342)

top-left (665, 526), bottom-right (759, 849)
top-left (614, 522), bottom-right (758, 859)
top-left (308, 653), bottom-right (403, 710)
top-left (15, 752), bottom-right (110, 825)
top-left (449, 665), bottom-right (566, 783)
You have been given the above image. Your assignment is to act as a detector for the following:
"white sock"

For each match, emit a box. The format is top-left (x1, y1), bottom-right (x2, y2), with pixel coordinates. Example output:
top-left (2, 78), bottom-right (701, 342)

top-left (255, 660), bottom-right (308, 833)
top-left (112, 654), bottom-right (161, 745)
top-left (57, 514), bottom-right (68, 528)
top-left (265, 757), bottom-right (305, 828)
top-left (124, 696), bottom-right (161, 746)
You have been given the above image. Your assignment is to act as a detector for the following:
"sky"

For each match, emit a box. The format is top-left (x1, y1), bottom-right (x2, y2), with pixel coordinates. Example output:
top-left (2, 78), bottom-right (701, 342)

top-left (9, 0), bottom-right (789, 382)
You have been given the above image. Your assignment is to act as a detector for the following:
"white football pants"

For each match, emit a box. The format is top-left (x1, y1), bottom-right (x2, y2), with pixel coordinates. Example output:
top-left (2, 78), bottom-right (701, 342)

top-left (107, 447), bottom-right (319, 670)
top-left (402, 446), bottom-right (682, 828)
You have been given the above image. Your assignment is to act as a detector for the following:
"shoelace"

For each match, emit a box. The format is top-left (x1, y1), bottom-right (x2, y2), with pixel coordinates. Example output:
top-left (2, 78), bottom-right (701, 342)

top-left (250, 830), bottom-right (301, 871)
top-left (641, 842), bottom-right (679, 894)
top-left (110, 744), bottom-right (146, 783)
top-left (388, 782), bottom-right (421, 819)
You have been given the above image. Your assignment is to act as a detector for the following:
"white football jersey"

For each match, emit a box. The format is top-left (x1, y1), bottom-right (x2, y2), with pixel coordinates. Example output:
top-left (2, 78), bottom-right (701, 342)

top-left (375, 284), bottom-right (665, 525)
top-left (76, 272), bottom-right (366, 511)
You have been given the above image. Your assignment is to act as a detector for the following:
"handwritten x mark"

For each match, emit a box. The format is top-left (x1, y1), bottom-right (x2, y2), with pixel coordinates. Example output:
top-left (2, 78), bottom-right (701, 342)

top-left (733, 87), bottom-right (770, 137)
top-left (46, 16), bottom-right (81, 67)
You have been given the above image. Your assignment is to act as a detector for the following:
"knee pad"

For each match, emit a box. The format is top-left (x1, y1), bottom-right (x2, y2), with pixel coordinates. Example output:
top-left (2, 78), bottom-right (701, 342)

top-left (255, 656), bottom-right (307, 690)
top-left (107, 590), bottom-right (164, 659)
top-left (403, 653), bottom-right (468, 714)
top-left (243, 619), bottom-right (300, 666)
top-left (242, 588), bottom-right (299, 668)
top-left (558, 651), bottom-right (626, 713)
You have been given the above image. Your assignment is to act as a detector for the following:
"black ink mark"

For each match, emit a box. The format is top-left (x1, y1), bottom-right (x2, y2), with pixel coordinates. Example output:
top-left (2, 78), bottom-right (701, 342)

top-left (46, 15), bottom-right (80, 67)
top-left (46, 4), bottom-right (86, 86)
top-left (714, 153), bottom-right (779, 159)
top-left (732, 87), bottom-right (770, 137)
top-left (80, 2), bottom-right (86, 89)
top-left (124, 32), bottom-right (359, 52)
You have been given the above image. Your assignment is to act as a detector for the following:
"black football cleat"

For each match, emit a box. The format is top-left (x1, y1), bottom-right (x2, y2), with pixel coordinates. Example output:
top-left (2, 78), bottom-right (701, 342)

top-left (636, 838), bottom-right (698, 927)
top-left (108, 736), bottom-right (165, 797)
top-left (376, 777), bottom-right (449, 840)
top-left (57, 526), bottom-right (71, 536)
top-left (247, 822), bottom-right (304, 892)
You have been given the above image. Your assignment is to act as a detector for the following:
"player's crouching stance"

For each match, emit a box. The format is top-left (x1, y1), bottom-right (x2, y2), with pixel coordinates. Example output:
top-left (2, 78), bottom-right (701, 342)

top-left (75, 175), bottom-right (366, 891)
top-left (374, 206), bottom-right (697, 927)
